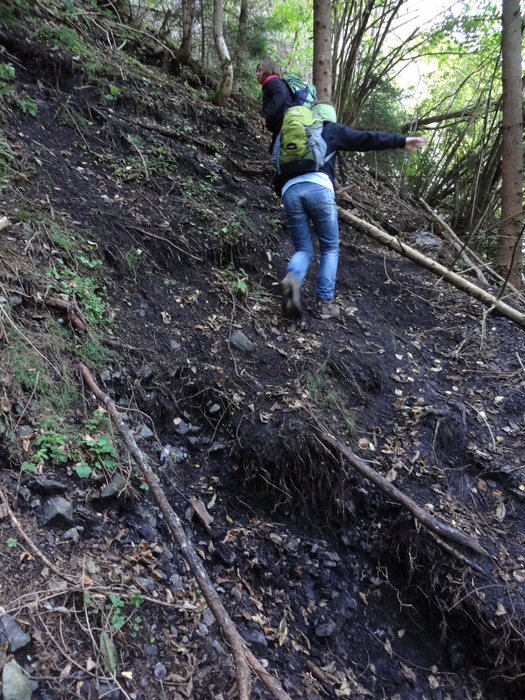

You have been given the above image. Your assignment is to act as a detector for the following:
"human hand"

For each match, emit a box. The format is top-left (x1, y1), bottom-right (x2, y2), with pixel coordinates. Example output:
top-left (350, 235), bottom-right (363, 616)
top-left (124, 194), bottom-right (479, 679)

top-left (260, 117), bottom-right (266, 128)
top-left (404, 137), bottom-right (428, 151)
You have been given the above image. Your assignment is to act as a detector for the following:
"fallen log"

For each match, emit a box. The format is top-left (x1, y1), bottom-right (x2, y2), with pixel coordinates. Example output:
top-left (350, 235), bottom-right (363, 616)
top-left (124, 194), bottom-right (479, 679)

top-left (337, 207), bottom-right (525, 330)
top-left (320, 433), bottom-right (487, 558)
top-left (79, 364), bottom-right (292, 700)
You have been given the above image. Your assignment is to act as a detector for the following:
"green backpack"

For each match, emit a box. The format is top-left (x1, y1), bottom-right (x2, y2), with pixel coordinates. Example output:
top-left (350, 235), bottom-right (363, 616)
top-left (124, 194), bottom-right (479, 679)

top-left (272, 105), bottom-right (331, 177)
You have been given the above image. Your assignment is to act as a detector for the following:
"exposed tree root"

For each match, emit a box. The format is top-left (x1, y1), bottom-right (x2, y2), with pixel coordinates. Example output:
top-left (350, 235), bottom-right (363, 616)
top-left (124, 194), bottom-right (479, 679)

top-left (320, 433), bottom-right (487, 558)
top-left (43, 295), bottom-right (87, 331)
top-left (79, 363), bottom-right (293, 700)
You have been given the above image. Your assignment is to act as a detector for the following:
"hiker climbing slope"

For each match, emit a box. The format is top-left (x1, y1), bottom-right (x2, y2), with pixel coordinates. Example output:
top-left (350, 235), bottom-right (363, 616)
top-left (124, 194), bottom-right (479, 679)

top-left (256, 60), bottom-right (293, 150)
top-left (276, 102), bottom-right (428, 320)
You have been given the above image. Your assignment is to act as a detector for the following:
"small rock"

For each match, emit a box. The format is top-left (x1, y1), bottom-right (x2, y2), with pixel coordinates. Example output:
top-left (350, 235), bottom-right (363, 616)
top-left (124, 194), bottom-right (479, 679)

top-left (153, 662), bottom-right (167, 681)
top-left (2, 659), bottom-right (32, 700)
top-left (210, 640), bottom-right (229, 657)
top-left (240, 624), bottom-right (267, 651)
top-left (25, 476), bottom-right (67, 495)
top-left (410, 231), bottom-right (443, 248)
top-left (100, 473), bottom-right (127, 499)
top-left (173, 418), bottom-right (201, 435)
top-left (135, 423), bottom-right (154, 440)
top-left (159, 445), bottom-right (186, 467)
top-left (62, 527), bottom-right (80, 543)
top-left (42, 496), bottom-right (74, 528)
top-left (202, 608), bottom-right (215, 627)
top-left (213, 544), bottom-right (237, 567)
top-left (208, 441), bottom-right (226, 453)
top-left (137, 365), bottom-right (153, 380)
top-left (230, 330), bottom-right (256, 354)
top-left (99, 369), bottom-right (113, 382)
top-left (0, 615), bottom-right (31, 652)
top-left (8, 295), bottom-right (23, 308)
top-left (314, 620), bottom-right (337, 638)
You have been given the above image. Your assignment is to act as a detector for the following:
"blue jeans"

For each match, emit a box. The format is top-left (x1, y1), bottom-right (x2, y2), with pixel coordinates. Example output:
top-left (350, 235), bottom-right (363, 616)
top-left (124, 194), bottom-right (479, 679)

top-left (282, 182), bottom-right (339, 301)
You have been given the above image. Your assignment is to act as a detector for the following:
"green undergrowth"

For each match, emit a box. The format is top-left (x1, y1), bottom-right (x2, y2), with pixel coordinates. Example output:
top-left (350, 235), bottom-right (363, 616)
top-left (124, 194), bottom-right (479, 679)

top-left (0, 210), bottom-right (117, 472)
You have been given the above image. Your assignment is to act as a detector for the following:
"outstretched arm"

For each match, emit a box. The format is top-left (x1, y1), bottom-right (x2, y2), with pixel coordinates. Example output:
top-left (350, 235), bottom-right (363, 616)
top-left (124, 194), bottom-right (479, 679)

top-left (404, 136), bottom-right (428, 151)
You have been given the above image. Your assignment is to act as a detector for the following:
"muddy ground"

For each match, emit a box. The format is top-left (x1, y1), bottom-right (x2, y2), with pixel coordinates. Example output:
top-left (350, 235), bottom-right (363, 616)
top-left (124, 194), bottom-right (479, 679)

top-left (1, 6), bottom-right (525, 700)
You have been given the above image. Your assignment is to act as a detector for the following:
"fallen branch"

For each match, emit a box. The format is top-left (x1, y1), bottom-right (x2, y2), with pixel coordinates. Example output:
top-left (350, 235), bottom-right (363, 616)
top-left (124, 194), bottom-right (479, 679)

top-left (79, 363), bottom-right (292, 700)
top-left (338, 207), bottom-right (525, 330)
top-left (320, 433), bottom-right (487, 557)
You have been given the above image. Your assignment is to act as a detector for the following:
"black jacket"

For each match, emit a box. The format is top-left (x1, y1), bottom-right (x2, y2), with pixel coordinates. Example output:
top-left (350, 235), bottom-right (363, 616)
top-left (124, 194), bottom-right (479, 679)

top-left (261, 76), bottom-right (293, 136)
top-left (274, 121), bottom-right (407, 195)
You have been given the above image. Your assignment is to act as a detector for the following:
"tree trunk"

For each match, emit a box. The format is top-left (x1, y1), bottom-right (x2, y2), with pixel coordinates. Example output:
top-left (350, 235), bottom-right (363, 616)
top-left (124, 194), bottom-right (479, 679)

top-left (313, 0), bottom-right (332, 101)
top-left (212, 0), bottom-right (233, 106)
top-left (176, 0), bottom-right (196, 64)
top-left (232, 0), bottom-right (249, 93)
top-left (498, 0), bottom-right (523, 289)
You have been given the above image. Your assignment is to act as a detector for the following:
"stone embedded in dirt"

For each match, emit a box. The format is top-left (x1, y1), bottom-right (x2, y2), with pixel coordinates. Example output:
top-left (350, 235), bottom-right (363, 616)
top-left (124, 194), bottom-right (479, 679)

top-left (41, 495), bottom-right (74, 528)
top-left (229, 329), bottom-right (256, 354)
top-left (173, 417), bottom-right (201, 435)
top-left (410, 231), bottom-right (443, 248)
top-left (137, 364), bottom-right (153, 380)
top-left (8, 295), bottom-right (23, 307)
top-left (154, 662), bottom-right (167, 680)
top-left (135, 423), bottom-right (154, 440)
top-left (62, 527), bottom-right (80, 543)
top-left (0, 615), bottom-right (31, 652)
top-left (208, 441), bottom-right (227, 453)
top-left (25, 476), bottom-right (67, 495)
top-left (1, 659), bottom-right (32, 700)
top-left (213, 544), bottom-right (237, 567)
top-left (314, 619), bottom-right (337, 637)
top-left (240, 623), bottom-right (268, 651)
top-left (100, 472), bottom-right (127, 499)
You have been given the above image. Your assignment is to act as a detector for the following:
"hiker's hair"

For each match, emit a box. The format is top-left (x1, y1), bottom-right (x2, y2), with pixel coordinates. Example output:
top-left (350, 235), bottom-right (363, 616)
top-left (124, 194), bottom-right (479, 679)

top-left (257, 60), bottom-right (281, 80)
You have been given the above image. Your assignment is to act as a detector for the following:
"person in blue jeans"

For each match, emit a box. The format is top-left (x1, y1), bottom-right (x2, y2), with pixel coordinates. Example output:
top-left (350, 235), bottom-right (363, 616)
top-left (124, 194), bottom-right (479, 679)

top-left (276, 102), bottom-right (428, 319)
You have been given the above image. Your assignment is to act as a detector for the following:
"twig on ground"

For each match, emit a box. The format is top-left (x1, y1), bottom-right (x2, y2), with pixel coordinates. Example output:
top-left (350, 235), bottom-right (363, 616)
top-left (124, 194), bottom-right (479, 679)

top-left (79, 363), bottom-right (293, 700)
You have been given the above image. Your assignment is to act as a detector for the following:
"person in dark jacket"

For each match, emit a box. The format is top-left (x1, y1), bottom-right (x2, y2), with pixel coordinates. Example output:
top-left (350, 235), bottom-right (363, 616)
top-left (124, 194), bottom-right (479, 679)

top-left (278, 102), bottom-right (428, 320)
top-left (256, 60), bottom-right (293, 150)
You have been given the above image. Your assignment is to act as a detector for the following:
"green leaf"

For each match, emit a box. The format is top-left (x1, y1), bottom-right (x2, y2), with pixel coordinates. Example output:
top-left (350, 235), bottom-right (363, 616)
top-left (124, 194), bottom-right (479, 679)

top-left (21, 461), bottom-right (38, 473)
top-left (100, 631), bottom-right (118, 673)
top-left (74, 464), bottom-right (92, 479)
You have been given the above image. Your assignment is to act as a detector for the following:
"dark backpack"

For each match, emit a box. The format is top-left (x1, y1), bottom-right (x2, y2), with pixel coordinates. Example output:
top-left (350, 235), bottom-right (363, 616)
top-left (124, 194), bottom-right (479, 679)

top-left (272, 105), bottom-right (333, 177)
top-left (282, 74), bottom-right (318, 107)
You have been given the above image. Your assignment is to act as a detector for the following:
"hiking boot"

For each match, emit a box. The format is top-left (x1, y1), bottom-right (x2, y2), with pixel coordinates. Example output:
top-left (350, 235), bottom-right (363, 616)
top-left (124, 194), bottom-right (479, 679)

top-left (316, 299), bottom-right (340, 319)
top-left (281, 273), bottom-right (302, 319)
